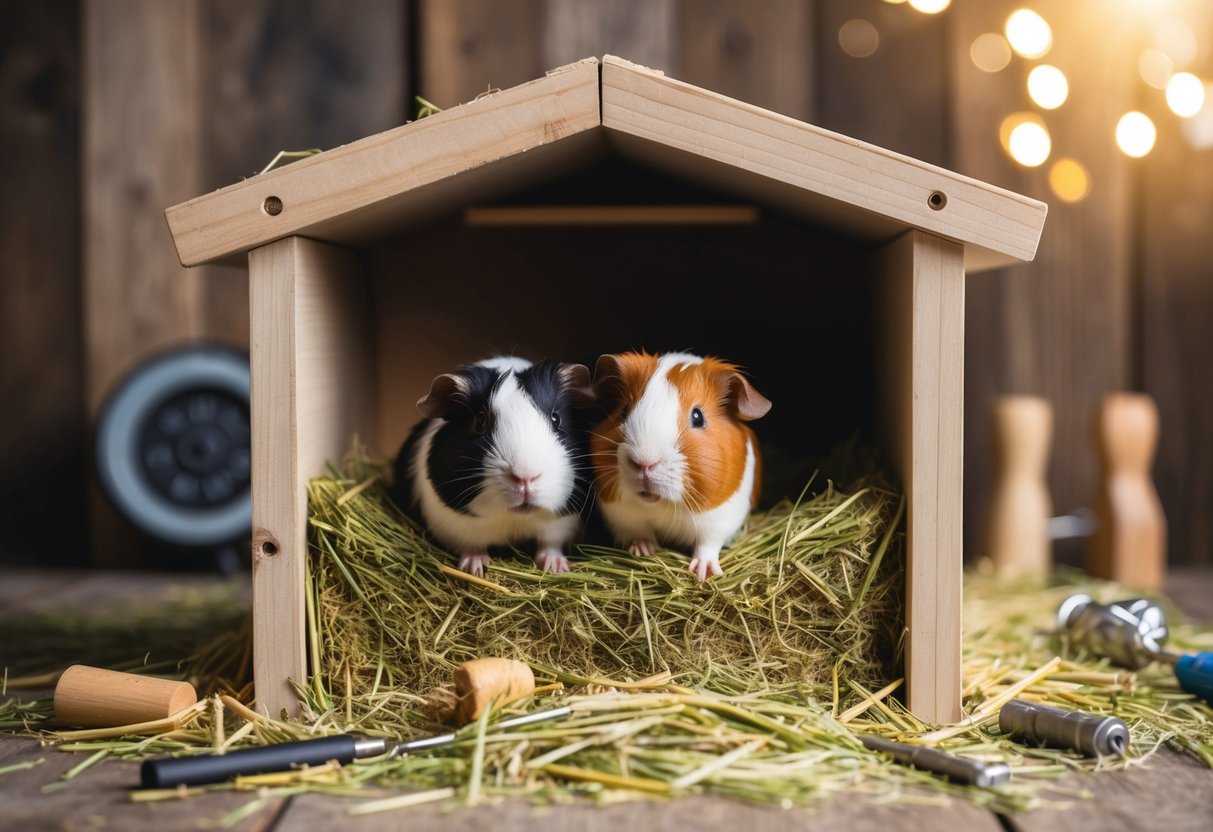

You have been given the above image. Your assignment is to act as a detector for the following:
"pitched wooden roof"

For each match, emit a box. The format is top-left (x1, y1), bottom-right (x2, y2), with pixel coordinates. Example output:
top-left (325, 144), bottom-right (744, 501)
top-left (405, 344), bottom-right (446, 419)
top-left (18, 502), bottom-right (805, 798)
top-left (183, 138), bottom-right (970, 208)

top-left (166, 55), bottom-right (1045, 272)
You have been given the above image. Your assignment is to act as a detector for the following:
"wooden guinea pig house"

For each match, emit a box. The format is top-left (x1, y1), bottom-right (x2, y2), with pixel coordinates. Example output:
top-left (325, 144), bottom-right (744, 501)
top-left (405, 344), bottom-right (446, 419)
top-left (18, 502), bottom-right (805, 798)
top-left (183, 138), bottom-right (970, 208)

top-left (165, 56), bottom-right (1046, 723)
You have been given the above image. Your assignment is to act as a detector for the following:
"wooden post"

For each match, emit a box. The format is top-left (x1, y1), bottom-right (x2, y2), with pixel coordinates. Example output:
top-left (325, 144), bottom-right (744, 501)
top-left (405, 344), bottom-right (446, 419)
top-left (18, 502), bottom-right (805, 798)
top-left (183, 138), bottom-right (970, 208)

top-left (878, 230), bottom-right (965, 725)
top-left (986, 395), bottom-right (1053, 580)
top-left (248, 237), bottom-right (372, 718)
top-left (1089, 393), bottom-right (1167, 588)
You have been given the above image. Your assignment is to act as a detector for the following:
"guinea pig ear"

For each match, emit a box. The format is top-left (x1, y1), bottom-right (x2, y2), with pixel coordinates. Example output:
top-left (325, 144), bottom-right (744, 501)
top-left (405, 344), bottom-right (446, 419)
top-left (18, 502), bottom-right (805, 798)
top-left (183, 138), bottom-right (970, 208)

top-left (417, 373), bottom-right (470, 419)
top-left (557, 363), bottom-right (596, 408)
top-left (592, 354), bottom-right (625, 408)
top-left (724, 372), bottom-right (772, 421)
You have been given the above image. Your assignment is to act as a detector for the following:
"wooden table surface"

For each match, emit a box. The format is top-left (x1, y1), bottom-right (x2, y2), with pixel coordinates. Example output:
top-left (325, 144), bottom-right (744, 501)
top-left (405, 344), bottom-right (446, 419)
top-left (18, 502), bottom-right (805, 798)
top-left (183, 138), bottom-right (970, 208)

top-left (2, 567), bottom-right (1211, 832)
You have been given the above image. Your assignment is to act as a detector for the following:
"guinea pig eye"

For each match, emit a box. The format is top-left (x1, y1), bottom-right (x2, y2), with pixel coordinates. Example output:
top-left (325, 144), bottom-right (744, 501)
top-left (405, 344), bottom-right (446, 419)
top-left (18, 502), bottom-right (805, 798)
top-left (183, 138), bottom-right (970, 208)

top-left (549, 410), bottom-right (561, 430)
top-left (472, 412), bottom-right (488, 435)
top-left (690, 407), bottom-right (706, 429)
top-left (620, 404), bottom-right (630, 420)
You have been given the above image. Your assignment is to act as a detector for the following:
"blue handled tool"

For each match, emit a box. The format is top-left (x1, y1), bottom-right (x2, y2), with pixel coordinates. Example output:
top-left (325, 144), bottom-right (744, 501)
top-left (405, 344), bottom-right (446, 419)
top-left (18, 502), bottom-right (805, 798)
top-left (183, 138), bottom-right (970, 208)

top-left (1058, 594), bottom-right (1213, 706)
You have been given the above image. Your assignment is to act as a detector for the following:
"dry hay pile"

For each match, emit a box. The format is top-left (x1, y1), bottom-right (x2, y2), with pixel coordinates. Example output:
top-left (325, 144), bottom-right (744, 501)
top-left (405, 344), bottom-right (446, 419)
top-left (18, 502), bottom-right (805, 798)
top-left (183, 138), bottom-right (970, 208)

top-left (305, 452), bottom-right (905, 719)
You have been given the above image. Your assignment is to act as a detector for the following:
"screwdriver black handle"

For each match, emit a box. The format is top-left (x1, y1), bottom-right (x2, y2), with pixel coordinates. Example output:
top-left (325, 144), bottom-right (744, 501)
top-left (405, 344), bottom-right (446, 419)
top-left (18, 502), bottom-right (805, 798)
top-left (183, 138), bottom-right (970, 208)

top-left (141, 734), bottom-right (366, 788)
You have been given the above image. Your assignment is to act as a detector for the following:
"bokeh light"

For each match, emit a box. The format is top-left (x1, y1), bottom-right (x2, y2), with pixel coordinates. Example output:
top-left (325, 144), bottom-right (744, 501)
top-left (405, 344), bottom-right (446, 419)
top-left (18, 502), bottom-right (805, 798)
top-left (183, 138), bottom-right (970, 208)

top-left (839, 19), bottom-right (880, 59)
top-left (971, 33), bottom-right (1012, 73)
top-left (1139, 49), bottom-right (1174, 90)
top-left (1000, 113), bottom-right (1051, 167)
top-left (1166, 72), bottom-right (1206, 118)
top-left (1006, 9), bottom-right (1052, 59)
top-left (1116, 112), bottom-right (1157, 158)
top-left (908, 0), bottom-right (951, 13)
top-left (1049, 158), bottom-right (1091, 203)
top-left (1155, 17), bottom-right (1198, 68)
top-left (1027, 65), bottom-right (1068, 110)
top-left (1181, 84), bottom-right (1213, 150)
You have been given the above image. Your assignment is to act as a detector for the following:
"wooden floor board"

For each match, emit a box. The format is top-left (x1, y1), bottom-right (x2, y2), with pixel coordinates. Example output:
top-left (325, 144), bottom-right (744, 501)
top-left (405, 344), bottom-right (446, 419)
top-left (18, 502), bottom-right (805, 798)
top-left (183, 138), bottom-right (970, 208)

top-left (0, 737), bottom-right (284, 831)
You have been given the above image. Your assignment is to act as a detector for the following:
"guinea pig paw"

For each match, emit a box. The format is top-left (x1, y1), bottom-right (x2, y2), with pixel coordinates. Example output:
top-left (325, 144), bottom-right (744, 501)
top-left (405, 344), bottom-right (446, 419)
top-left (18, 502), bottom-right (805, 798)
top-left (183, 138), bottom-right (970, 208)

top-left (534, 548), bottom-right (570, 573)
top-left (458, 553), bottom-right (491, 577)
top-left (628, 539), bottom-right (659, 557)
top-left (688, 555), bottom-right (723, 582)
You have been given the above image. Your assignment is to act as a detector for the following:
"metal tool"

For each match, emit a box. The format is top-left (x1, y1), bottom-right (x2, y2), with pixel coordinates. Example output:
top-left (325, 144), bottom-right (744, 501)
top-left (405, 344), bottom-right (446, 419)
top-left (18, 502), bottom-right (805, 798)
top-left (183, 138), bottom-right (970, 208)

top-left (1058, 593), bottom-right (1213, 705)
top-left (140, 705), bottom-right (572, 788)
top-left (999, 699), bottom-right (1129, 758)
top-left (861, 736), bottom-right (1011, 787)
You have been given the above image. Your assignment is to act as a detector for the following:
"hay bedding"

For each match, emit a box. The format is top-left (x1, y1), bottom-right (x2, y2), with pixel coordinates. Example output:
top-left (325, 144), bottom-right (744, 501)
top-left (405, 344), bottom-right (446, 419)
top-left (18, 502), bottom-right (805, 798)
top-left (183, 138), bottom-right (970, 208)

top-left (307, 451), bottom-right (905, 713)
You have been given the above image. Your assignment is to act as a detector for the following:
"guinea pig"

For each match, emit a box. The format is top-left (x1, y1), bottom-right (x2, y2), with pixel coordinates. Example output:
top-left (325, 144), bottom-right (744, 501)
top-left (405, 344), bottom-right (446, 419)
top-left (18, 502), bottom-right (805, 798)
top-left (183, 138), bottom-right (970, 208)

top-left (589, 352), bottom-right (771, 580)
top-left (391, 356), bottom-right (595, 576)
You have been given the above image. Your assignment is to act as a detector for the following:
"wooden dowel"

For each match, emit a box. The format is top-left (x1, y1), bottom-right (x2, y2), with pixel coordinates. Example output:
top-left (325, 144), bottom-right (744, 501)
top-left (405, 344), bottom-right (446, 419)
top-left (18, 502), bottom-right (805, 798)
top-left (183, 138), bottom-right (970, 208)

top-left (986, 395), bottom-right (1053, 580)
top-left (453, 658), bottom-right (535, 725)
top-left (1089, 393), bottom-right (1167, 587)
top-left (53, 665), bottom-right (198, 728)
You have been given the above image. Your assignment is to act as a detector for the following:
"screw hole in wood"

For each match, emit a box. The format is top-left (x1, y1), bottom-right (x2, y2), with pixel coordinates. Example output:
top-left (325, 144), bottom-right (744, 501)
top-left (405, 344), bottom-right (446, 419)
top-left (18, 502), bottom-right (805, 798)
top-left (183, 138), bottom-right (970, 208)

top-left (259, 539), bottom-right (279, 557)
top-left (263, 195), bottom-right (283, 216)
top-left (928, 190), bottom-right (947, 211)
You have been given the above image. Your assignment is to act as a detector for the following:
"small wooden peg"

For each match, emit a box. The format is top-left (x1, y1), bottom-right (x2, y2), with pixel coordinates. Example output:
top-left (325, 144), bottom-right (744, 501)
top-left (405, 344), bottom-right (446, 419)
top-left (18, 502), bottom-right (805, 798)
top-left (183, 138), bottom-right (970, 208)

top-left (53, 665), bottom-right (198, 728)
top-left (1089, 393), bottom-right (1167, 588)
top-left (986, 395), bottom-right (1053, 580)
top-left (453, 658), bottom-right (535, 724)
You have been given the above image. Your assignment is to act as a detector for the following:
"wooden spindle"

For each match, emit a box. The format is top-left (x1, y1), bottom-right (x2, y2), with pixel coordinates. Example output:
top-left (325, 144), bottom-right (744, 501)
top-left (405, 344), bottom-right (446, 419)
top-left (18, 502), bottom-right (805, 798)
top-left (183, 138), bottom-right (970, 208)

top-left (986, 395), bottom-right (1053, 580)
top-left (1089, 393), bottom-right (1167, 587)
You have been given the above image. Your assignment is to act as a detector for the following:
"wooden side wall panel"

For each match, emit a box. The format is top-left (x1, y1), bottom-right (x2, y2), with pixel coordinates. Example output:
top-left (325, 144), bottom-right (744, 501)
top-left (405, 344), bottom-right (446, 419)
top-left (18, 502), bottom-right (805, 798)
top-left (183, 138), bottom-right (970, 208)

top-left (879, 230), bottom-right (965, 724)
top-left (249, 237), bottom-right (370, 718)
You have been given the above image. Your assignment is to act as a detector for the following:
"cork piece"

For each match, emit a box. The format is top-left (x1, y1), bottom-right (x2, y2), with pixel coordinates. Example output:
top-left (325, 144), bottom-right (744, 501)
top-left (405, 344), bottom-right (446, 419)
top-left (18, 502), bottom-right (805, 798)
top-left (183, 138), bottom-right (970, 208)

top-left (54, 665), bottom-right (198, 728)
top-left (453, 658), bottom-right (536, 725)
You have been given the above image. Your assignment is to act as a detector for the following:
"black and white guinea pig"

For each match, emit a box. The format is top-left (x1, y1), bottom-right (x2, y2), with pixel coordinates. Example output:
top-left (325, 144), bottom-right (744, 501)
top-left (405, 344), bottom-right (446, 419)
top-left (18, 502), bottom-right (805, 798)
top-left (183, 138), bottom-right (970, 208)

top-left (391, 357), bottom-right (596, 576)
top-left (589, 352), bottom-right (771, 581)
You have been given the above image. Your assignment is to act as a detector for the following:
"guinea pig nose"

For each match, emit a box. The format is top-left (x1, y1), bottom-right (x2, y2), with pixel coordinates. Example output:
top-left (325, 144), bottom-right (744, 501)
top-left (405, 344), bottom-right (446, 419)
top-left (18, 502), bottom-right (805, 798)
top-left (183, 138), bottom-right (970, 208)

top-left (628, 456), bottom-right (660, 475)
top-left (509, 471), bottom-right (540, 487)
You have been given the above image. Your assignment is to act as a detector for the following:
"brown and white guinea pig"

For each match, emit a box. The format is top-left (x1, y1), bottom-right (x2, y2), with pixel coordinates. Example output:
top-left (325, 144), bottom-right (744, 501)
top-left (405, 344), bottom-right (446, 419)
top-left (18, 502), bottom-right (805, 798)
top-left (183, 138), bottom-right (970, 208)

top-left (589, 352), bottom-right (772, 581)
top-left (391, 357), bottom-right (596, 576)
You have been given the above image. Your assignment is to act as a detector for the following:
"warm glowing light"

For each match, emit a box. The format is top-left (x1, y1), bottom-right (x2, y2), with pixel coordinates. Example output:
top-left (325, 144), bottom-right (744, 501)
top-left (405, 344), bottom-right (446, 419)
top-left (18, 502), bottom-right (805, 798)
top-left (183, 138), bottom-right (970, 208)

top-left (1000, 112), bottom-right (1051, 167)
top-left (839, 19), bottom-right (880, 58)
top-left (907, 0), bottom-right (951, 13)
top-left (1139, 49), bottom-right (1174, 89)
top-left (881, 0), bottom-right (907, 4)
top-left (1116, 112), bottom-right (1157, 158)
top-left (1006, 9), bottom-right (1052, 59)
top-left (971, 33), bottom-right (1012, 73)
top-left (1181, 84), bottom-right (1213, 150)
top-left (1155, 17), bottom-right (1197, 68)
top-left (1166, 72), bottom-right (1205, 118)
top-left (1027, 65), bottom-right (1068, 110)
top-left (1049, 158), bottom-right (1091, 203)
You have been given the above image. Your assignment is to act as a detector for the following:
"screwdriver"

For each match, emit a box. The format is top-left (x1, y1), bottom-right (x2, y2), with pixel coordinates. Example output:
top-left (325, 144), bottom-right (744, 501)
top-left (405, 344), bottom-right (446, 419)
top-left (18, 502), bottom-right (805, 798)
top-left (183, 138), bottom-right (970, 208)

top-left (141, 705), bottom-right (572, 788)
top-left (1057, 594), bottom-right (1213, 706)
top-left (860, 736), bottom-right (1011, 787)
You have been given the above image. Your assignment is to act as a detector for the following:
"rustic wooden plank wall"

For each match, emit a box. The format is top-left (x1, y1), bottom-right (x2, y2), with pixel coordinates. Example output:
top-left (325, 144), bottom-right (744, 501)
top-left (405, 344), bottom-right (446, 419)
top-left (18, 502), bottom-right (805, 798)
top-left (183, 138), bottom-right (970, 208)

top-left (2, 0), bottom-right (1209, 566)
top-left (0, 0), bottom-right (88, 565)
top-left (1141, 2), bottom-right (1213, 568)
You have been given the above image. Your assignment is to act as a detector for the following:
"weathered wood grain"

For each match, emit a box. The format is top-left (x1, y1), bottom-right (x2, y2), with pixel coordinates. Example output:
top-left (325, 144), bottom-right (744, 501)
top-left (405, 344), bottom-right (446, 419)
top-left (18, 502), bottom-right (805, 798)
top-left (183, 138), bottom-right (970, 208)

top-left (0, 737), bottom-right (283, 832)
top-left (949, 0), bottom-right (1138, 567)
top-left (544, 0), bottom-right (675, 71)
top-left (279, 790), bottom-right (1005, 832)
top-left (674, 0), bottom-right (815, 123)
top-left (0, 0), bottom-right (88, 567)
top-left (816, 0), bottom-right (950, 166)
top-left (1139, 0), bottom-right (1213, 568)
top-left (419, 0), bottom-right (545, 109)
